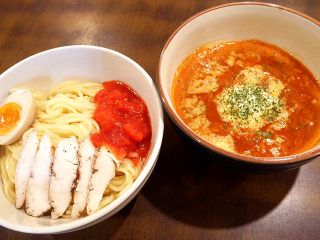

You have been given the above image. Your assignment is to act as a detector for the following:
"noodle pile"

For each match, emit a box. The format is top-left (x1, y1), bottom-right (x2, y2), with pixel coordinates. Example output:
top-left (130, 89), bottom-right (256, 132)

top-left (0, 81), bottom-right (142, 218)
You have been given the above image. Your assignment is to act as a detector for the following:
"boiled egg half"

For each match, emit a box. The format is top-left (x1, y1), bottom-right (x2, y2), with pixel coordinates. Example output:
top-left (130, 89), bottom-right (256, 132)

top-left (0, 89), bottom-right (36, 145)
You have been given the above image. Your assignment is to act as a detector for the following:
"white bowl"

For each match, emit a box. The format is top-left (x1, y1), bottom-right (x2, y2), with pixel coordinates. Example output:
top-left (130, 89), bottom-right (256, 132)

top-left (157, 2), bottom-right (320, 173)
top-left (0, 46), bottom-right (164, 233)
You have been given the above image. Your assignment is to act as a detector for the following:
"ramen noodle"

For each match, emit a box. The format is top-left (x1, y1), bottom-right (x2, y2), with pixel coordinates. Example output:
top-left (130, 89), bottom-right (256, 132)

top-left (0, 81), bottom-right (143, 218)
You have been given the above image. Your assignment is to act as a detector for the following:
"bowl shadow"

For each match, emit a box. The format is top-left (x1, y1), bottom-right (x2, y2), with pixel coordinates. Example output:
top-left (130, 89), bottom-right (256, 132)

top-left (141, 115), bottom-right (299, 229)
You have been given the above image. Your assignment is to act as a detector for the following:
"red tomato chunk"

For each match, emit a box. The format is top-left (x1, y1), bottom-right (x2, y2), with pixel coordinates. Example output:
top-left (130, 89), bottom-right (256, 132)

top-left (91, 81), bottom-right (152, 165)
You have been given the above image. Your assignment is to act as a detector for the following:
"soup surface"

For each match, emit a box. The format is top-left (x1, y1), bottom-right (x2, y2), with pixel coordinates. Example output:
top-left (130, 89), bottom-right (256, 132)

top-left (172, 40), bottom-right (320, 157)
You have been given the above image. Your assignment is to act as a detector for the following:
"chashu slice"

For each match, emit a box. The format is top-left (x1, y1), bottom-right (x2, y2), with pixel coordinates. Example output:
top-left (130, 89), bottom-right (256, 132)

top-left (15, 128), bottom-right (39, 209)
top-left (25, 133), bottom-right (53, 217)
top-left (87, 146), bottom-right (115, 215)
top-left (50, 136), bottom-right (79, 220)
top-left (71, 136), bottom-right (98, 220)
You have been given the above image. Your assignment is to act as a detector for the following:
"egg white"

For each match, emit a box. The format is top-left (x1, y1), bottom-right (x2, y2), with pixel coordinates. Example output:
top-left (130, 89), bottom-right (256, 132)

top-left (0, 89), bottom-right (36, 145)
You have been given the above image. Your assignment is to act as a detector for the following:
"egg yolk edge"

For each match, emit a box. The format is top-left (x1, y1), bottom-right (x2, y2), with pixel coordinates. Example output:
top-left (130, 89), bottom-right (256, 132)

top-left (0, 102), bottom-right (22, 136)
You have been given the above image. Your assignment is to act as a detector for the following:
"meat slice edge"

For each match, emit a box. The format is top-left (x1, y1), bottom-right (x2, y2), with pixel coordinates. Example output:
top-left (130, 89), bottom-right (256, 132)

top-left (15, 128), bottom-right (39, 209)
top-left (25, 133), bottom-right (53, 217)
top-left (71, 136), bottom-right (98, 220)
top-left (50, 136), bottom-right (79, 220)
top-left (87, 146), bottom-right (115, 215)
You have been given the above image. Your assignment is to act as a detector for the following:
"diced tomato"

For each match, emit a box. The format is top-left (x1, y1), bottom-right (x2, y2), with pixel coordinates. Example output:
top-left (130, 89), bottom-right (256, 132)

top-left (138, 122), bottom-right (151, 139)
top-left (108, 128), bottom-right (132, 148)
top-left (107, 90), bottom-right (126, 101)
top-left (112, 147), bottom-right (127, 160)
top-left (90, 132), bottom-right (103, 148)
top-left (94, 108), bottom-right (122, 131)
top-left (94, 89), bottom-right (110, 103)
top-left (91, 80), bottom-right (152, 164)
top-left (116, 100), bottom-right (144, 114)
top-left (136, 138), bottom-right (151, 158)
top-left (123, 123), bottom-right (144, 142)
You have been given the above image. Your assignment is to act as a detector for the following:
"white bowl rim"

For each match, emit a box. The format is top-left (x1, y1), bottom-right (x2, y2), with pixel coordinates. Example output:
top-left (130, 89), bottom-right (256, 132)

top-left (0, 45), bottom-right (164, 234)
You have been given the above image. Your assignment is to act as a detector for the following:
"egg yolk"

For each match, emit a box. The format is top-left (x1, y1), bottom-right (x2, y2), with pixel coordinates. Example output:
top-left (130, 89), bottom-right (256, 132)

top-left (0, 102), bottom-right (22, 136)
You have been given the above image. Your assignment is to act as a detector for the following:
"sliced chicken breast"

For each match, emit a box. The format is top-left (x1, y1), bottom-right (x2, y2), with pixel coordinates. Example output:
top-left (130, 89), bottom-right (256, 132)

top-left (105, 149), bottom-right (121, 167)
top-left (87, 146), bottom-right (115, 215)
top-left (71, 136), bottom-right (98, 220)
top-left (50, 136), bottom-right (79, 220)
top-left (25, 133), bottom-right (53, 217)
top-left (15, 128), bottom-right (39, 209)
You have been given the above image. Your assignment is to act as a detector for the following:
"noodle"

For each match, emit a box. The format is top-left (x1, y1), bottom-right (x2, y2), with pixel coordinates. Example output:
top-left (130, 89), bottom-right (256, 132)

top-left (0, 81), bottom-right (143, 218)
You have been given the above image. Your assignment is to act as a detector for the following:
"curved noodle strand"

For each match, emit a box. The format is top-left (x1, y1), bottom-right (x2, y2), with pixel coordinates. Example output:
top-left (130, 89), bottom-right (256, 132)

top-left (0, 81), bottom-right (143, 219)
top-left (98, 159), bottom-right (143, 211)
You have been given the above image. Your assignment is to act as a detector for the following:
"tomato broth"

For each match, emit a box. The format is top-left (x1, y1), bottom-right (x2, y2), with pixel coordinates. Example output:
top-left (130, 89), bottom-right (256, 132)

top-left (172, 40), bottom-right (320, 157)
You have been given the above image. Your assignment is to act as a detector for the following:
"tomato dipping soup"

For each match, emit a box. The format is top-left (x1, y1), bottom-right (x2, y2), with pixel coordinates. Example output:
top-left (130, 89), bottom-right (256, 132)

top-left (172, 40), bottom-right (320, 157)
top-left (91, 80), bottom-right (151, 165)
